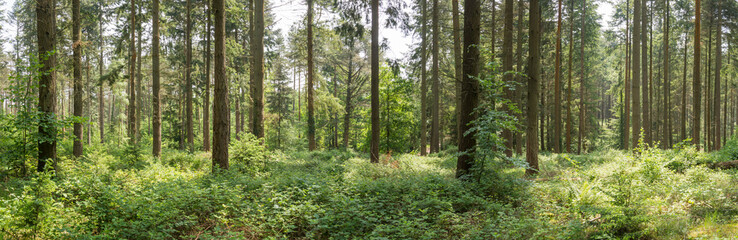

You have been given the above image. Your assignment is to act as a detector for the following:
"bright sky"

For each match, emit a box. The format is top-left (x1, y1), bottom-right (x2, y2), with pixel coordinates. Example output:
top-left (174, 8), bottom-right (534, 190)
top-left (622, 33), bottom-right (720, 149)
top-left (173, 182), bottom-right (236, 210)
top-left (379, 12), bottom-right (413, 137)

top-left (0, 0), bottom-right (615, 62)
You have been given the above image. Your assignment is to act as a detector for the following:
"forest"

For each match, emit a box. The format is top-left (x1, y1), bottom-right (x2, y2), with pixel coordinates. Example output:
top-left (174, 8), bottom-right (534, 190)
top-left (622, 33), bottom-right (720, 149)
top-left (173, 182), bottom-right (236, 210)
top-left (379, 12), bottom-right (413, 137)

top-left (1, 0), bottom-right (738, 238)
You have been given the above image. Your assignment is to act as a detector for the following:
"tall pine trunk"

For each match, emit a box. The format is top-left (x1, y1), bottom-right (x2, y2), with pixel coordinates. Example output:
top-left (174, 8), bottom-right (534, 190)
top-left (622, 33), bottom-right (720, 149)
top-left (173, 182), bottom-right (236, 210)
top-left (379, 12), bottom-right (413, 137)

top-left (713, 4), bottom-right (721, 149)
top-left (692, 0), bottom-right (701, 147)
top-left (37, 0), bottom-right (57, 171)
top-left (203, 0), bottom-right (211, 151)
top-left (73, 0), bottom-right (83, 157)
top-left (213, 0), bottom-right (229, 171)
top-left (128, 0), bottom-right (137, 144)
top-left (419, 0), bottom-right (428, 155)
top-left (502, 0), bottom-right (514, 157)
top-left (663, 0), bottom-right (671, 147)
top-left (632, 0), bottom-right (641, 149)
top-left (185, 0), bottom-right (194, 149)
top-left (370, 0), bottom-right (380, 162)
top-left (152, 0), bottom-right (162, 157)
top-left (307, 0), bottom-right (316, 150)
top-left (526, 0), bottom-right (541, 175)
top-left (641, 0), bottom-right (649, 145)
top-left (457, 0), bottom-right (480, 178)
top-left (430, 0), bottom-right (440, 153)
top-left (452, 0), bottom-right (462, 146)
top-left (251, 0), bottom-right (264, 139)
top-left (98, 2), bottom-right (105, 144)
top-left (553, 0), bottom-right (562, 153)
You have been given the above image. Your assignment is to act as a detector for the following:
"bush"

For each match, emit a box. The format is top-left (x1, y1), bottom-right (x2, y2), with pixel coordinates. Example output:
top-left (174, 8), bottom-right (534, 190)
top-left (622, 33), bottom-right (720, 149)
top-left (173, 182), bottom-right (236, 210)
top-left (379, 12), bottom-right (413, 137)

top-left (230, 133), bottom-right (269, 174)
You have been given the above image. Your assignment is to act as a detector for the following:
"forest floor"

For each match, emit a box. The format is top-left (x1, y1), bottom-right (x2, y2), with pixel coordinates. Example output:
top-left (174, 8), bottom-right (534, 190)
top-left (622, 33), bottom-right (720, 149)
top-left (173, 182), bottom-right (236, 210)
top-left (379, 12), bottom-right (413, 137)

top-left (2, 139), bottom-right (738, 239)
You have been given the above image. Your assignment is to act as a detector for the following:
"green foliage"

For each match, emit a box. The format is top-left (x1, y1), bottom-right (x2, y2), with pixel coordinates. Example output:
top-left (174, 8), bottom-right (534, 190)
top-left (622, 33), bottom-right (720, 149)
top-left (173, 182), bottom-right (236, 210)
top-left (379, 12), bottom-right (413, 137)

top-left (230, 133), bottom-right (270, 174)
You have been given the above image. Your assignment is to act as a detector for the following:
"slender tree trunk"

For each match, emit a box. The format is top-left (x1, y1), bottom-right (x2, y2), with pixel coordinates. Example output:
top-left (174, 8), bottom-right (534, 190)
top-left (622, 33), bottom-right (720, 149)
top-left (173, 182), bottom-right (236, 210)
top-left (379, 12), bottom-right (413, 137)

top-left (692, 0), bottom-right (701, 147)
top-left (152, 0), bottom-right (161, 157)
top-left (430, 0), bottom-right (440, 153)
top-left (641, 0), bottom-right (649, 145)
top-left (566, 0), bottom-right (573, 153)
top-left (579, 0), bottom-right (586, 154)
top-left (491, 0), bottom-right (496, 57)
top-left (452, 0), bottom-right (462, 146)
top-left (714, 5), bottom-right (721, 150)
top-left (307, 0), bottom-right (316, 150)
top-left (73, 0), bottom-right (83, 157)
top-left (682, 30), bottom-right (688, 141)
top-left (136, 4), bottom-right (143, 141)
top-left (212, 0), bottom-right (229, 171)
top-left (526, 0), bottom-right (541, 175)
top-left (128, 0), bottom-right (137, 144)
top-left (420, 0), bottom-right (428, 155)
top-left (99, 2), bottom-right (105, 144)
top-left (632, 0), bottom-right (641, 149)
top-left (36, 0), bottom-right (57, 171)
top-left (203, 0), bottom-right (211, 151)
top-left (624, 0), bottom-right (630, 148)
top-left (502, 0), bottom-right (514, 156)
top-left (457, 0), bottom-right (480, 178)
top-left (251, 0), bottom-right (264, 139)
top-left (184, 0), bottom-right (194, 149)
top-left (514, 0), bottom-right (524, 154)
top-left (553, 0), bottom-right (562, 153)
top-left (370, 0), bottom-right (380, 163)
top-left (663, 0), bottom-right (670, 147)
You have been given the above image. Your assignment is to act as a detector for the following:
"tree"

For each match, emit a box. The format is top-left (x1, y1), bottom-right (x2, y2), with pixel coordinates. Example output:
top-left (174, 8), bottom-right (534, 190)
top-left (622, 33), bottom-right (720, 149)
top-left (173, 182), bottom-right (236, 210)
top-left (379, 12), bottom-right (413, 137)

top-left (430, 0), bottom-right (440, 153)
top-left (553, 0), bottom-right (562, 153)
top-left (526, 0), bottom-right (541, 175)
top-left (307, 0), bottom-right (316, 151)
top-left (36, 0), bottom-right (57, 171)
top-left (624, 0), bottom-right (631, 149)
top-left (152, 0), bottom-right (161, 157)
top-left (502, 0), bottom-right (513, 157)
top-left (579, 0), bottom-right (586, 154)
top-left (566, 0), bottom-right (573, 153)
top-left (128, 0), bottom-right (137, 144)
top-left (419, 0), bottom-right (428, 156)
top-left (633, 0), bottom-right (641, 149)
top-left (203, 0), bottom-right (211, 152)
top-left (663, 0), bottom-right (671, 147)
top-left (692, 0), bottom-right (701, 147)
top-left (452, 0), bottom-right (462, 146)
top-left (370, 0), bottom-right (379, 163)
top-left (713, 1), bottom-right (721, 150)
top-left (98, 0), bottom-right (105, 144)
top-left (641, 0), bottom-right (649, 145)
top-left (251, 0), bottom-right (264, 139)
top-left (457, 0), bottom-right (480, 178)
top-left (73, 0), bottom-right (83, 157)
top-left (213, 0), bottom-right (229, 171)
top-left (185, 0), bottom-right (193, 150)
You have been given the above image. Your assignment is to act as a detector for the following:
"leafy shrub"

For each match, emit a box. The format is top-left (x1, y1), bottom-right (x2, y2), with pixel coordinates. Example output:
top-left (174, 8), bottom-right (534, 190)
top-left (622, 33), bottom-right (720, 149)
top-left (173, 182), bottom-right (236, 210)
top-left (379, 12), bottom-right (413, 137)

top-left (230, 133), bottom-right (269, 174)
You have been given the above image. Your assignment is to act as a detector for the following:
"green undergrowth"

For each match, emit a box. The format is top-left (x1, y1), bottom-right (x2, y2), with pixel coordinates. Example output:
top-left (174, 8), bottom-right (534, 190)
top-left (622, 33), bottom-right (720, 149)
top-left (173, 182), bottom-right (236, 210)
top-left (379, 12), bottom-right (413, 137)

top-left (2, 138), bottom-right (738, 239)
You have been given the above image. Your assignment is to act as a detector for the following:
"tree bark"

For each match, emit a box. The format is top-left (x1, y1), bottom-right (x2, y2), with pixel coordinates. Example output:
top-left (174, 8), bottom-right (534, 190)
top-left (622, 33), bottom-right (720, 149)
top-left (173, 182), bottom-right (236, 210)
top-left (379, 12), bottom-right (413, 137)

top-left (370, 0), bottom-right (380, 162)
top-left (641, 0), bottom-right (649, 145)
top-left (713, 4), bottom-right (721, 150)
top-left (566, 0), bottom-right (573, 153)
top-left (99, 1), bottom-right (105, 144)
top-left (624, 0), bottom-right (630, 148)
top-left (128, 0), bottom-right (137, 144)
top-left (430, 0), bottom-right (440, 153)
top-left (185, 0), bottom-right (194, 149)
top-left (502, 0), bottom-right (514, 157)
top-left (419, 0), bottom-right (428, 155)
top-left (457, 0), bottom-right (480, 178)
top-left (213, 0), bottom-right (229, 171)
top-left (251, 0), bottom-right (264, 139)
top-left (663, 0), bottom-right (671, 147)
top-left (632, 0), bottom-right (641, 149)
top-left (307, 0), bottom-right (317, 150)
top-left (692, 0), bottom-right (701, 147)
top-left (526, 0), bottom-right (541, 175)
top-left (452, 0), bottom-right (462, 147)
top-left (553, 0), bottom-right (562, 153)
top-left (36, 0), bottom-right (57, 171)
top-left (152, 0), bottom-right (162, 157)
top-left (73, 0), bottom-right (83, 157)
top-left (203, 0), bottom-right (211, 152)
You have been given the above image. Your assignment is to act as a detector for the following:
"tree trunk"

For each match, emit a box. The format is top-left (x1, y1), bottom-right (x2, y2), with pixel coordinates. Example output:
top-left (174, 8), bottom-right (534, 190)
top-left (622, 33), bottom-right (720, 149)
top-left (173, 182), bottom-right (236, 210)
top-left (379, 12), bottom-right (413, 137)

top-left (73, 0), bottom-right (83, 157)
top-left (213, 0), bottom-right (229, 171)
top-left (36, 0), bottom-right (57, 171)
top-left (713, 4), bottom-right (721, 149)
top-left (184, 0), bottom-right (194, 149)
top-left (502, 0), bottom-right (514, 157)
top-left (692, 0), bottom-right (701, 147)
top-left (203, 0), bottom-right (211, 152)
top-left (526, 0), bottom-right (541, 175)
top-left (663, 0), bottom-right (671, 147)
top-left (430, 0), bottom-right (440, 153)
top-left (553, 0), bottom-right (562, 153)
top-left (370, 0), bottom-right (380, 162)
top-left (624, 0), bottom-right (630, 148)
top-left (452, 0), bottom-right (462, 146)
top-left (632, 0), bottom-right (641, 149)
top-left (419, 0), bottom-right (428, 155)
top-left (99, 2), bottom-right (105, 144)
top-left (307, 0), bottom-right (317, 150)
top-left (251, 0), bottom-right (264, 139)
top-left (579, 0), bottom-right (586, 154)
top-left (682, 30), bottom-right (688, 142)
top-left (127, 0), bottom-right (137, 144)
top-left (641, 0), bottom-right (649, 145)
top-left (152, 0), bottom-right (162, 157)
top-left (514, 0), bottom-right (524, 154)
top-left (566, 0), bottom-right (573, 153)
top-left (456, 0), bottom-right (480, 178)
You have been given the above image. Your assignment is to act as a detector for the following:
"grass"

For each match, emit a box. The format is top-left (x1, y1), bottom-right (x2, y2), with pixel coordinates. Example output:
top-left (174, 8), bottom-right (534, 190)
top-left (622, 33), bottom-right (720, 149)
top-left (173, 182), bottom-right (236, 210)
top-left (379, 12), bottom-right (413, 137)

top-left (2, 140), bottom-right (738, 239)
